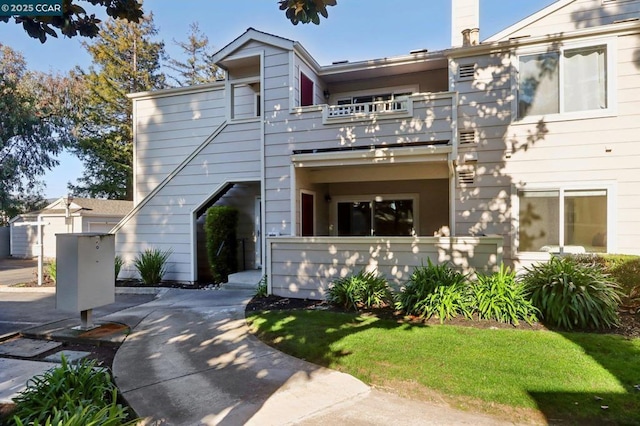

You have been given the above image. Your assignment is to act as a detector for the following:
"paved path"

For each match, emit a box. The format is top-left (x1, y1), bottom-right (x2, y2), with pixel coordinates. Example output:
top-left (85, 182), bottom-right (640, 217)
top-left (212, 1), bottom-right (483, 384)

top-left (112, 289), bottom-right (515, 425)
top-left (0, 284), bottom-right (518, 425)
top-left (0, 258), bottom-right (37, 286)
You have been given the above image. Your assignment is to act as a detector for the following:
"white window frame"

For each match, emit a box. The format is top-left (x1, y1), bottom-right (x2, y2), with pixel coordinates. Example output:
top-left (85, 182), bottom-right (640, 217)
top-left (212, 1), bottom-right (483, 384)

top-left (512, 181), bottom-right (617, 260)
top-left (331, 193), bottom-right (419, 237)
top-left (512, 37), bottom-right (617, 124)
top-left (228, 77), bottom-right (262, 123)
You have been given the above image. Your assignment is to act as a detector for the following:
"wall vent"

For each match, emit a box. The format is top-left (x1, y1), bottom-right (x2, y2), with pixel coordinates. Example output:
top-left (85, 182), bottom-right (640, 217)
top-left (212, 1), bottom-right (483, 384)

top-left (457, 166), bottom-right (476, 186)
top-left (459, 129), bottom-right (477, 145)
top-left (458, 63), bottom-right (476, 80)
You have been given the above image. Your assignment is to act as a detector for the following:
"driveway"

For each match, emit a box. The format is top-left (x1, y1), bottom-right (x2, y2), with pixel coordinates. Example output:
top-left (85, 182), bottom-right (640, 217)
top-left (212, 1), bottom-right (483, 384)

top-left (0, 258), bottom-right (37, 286)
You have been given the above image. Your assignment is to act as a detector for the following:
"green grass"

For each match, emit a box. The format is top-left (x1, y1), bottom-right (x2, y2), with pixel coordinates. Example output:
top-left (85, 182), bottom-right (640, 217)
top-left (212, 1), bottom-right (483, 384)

top-left (247, 310), bottom-right (640, 424)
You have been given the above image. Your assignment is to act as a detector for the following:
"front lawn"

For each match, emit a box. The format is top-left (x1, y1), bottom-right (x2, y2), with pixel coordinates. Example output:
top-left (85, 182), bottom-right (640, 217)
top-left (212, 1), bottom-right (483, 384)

top-left (247, 310), bottom-right (640, 424)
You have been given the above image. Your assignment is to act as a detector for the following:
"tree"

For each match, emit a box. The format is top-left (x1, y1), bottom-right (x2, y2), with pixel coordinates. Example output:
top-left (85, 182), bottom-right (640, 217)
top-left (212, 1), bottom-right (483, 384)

top-left (69, 14), bottom-right (166, 200)
top-left (279, 0), bottom-right (337, 25)
top-left (0, 44), bottom-right (79, 221)
top-left (0, 184), bottom-right (47, 225)
top-left (166, 22), bottom-right (223, 87)
top-left (3, 1), bottom-right (337, 44)
top-left (0, 0), bottom-right (143, 43)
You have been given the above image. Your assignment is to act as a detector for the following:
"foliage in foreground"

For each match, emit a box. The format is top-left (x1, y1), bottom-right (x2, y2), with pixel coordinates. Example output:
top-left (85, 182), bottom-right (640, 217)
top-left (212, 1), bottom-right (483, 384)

top-left (328, 269), bottom-right (392, 311)
top-left (11, 356), bottom-right (135, 425)
top-left (279, 0), bottom-right (337, 25)
top-left (472, 264), bottom-right (538, 325)
top-left (521, 256), bottom-right (621, 330)
top-left (394, 259), bottom-right (471, 321)
top-left (133, 248), bottom-right (172, 285)
top-left (0, 0), bottom-right (143, 43)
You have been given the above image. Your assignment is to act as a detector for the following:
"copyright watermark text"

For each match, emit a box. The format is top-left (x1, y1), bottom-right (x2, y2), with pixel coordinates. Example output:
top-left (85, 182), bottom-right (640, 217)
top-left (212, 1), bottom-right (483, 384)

top-left (0, 0), bottom-right (63, 16)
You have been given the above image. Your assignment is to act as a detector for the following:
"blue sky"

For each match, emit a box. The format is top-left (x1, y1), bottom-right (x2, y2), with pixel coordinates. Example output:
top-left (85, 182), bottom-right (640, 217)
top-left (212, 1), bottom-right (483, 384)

top-left (0, 0), bottom-right (556, 198)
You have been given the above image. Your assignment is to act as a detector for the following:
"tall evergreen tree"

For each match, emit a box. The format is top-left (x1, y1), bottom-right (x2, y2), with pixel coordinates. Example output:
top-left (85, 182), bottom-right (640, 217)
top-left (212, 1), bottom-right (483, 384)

top-left (166, 22), bottom-right (223, 87)
top-left (70, 14), bottom-right (166, 200)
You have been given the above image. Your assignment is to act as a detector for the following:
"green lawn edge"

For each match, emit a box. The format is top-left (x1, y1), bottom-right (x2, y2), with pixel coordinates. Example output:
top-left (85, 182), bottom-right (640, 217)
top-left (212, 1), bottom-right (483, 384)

top-left (247, 310), bottom-right (640, 425)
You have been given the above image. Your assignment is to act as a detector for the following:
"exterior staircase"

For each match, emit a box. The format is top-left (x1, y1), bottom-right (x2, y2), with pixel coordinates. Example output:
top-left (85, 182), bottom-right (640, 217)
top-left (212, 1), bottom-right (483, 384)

top-left (223, 269), bottom-right (263, 290)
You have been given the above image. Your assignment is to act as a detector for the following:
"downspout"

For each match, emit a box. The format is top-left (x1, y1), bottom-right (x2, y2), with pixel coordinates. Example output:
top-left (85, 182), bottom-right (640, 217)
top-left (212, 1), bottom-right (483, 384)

top-left (260, 51), bottom-right (269, 294)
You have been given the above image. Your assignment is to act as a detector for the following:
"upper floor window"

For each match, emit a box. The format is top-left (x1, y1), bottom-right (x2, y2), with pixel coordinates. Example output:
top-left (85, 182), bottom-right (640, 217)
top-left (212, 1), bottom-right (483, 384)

top-left (517, 43), bottom-right (609, 120)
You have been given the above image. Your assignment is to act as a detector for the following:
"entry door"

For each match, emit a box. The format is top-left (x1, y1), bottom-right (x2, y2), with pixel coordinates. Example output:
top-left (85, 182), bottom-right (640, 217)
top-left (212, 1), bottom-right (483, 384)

top-left (255, 197), bottom-right (261, 268)
top-left (301, 192), bottom-right (315, 236)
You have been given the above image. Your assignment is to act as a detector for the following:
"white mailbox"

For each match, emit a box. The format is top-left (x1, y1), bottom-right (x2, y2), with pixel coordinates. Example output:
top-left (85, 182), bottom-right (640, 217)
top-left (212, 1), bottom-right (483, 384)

top-left (56, 233), bottom-right (115, 314)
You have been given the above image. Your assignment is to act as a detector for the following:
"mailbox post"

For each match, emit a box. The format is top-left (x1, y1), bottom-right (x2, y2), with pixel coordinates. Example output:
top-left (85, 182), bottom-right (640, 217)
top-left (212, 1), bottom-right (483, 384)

top-left (56, 233), bottom-right (115, 329)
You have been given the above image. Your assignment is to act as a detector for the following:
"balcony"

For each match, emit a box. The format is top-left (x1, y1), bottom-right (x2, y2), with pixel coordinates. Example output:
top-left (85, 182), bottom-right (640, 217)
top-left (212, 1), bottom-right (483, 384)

top-left (322, 97), bottom-right (412, 124)
top-left (326, 97), bottom-right (409, 117)
top-left (282, 92), bottom-right (456, 155)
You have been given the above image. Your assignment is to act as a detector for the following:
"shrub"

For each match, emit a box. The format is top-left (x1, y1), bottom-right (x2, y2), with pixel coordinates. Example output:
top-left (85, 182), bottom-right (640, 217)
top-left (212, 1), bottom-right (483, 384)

top-left (328, 270), bottom-right (392, 311)
top-left (471, 264), bottom-right (539, 325)
top-left (114, 255), bottom-right (124, 280)
top-left (205, 206), bottom-right (239, 283)
top-left (394, 259), bottom-right (471, 322)
top-left (45, 261), bottom-right (56, 283)
top-left (612, 257), bottom-right (640, 310)
top-left (521, 256), bottom-right (621, 330)
top-left (570, 254), bottom-right (640, 310)
top-left (134, 248), bottom-right (172, 285)
top-left (255, 275), bottom-right (268, 298)
top-left (11, 356), bottom-right (135, 425)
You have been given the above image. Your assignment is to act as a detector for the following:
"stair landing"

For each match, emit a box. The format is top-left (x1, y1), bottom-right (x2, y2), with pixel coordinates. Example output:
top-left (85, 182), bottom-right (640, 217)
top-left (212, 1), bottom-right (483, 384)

top-left (224, 269), bottom-right (263, 290)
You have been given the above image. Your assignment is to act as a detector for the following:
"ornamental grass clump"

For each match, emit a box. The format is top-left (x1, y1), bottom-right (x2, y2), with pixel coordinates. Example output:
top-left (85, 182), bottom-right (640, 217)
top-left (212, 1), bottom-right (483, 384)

top-left (114, 255), bottom-right (124, 280)
top-left (45, 261), bottom-right (56, 283)
top-left (521, 256), bottom-right (621, 330)
top-left (11, 356), bottom-right (136, 425)
top-left (394, 259), bottom-right (471, 322)
top-left (134, 248), bottom-right (172, 285)
top-left (472, 264), bottom-right (539, 325)
top-left (328, 269), bottom-right (392, 311)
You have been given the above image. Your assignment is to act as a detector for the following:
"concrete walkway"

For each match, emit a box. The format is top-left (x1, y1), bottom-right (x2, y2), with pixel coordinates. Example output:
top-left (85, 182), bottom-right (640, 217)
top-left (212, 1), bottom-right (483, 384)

top-left (112, 289), bottom-right (515, 425)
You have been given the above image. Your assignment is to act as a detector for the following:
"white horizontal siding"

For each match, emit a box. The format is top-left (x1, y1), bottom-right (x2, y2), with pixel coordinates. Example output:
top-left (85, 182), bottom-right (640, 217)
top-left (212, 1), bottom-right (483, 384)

top-left (268, 236), bottom-right (503, 299)
top-left (117, 121), bottom-right (262, 282)
top-left (453, 27), bottom-right (640, 259)
top-left (134, 87), bottom-right (226, 200)
top-left (10, 219), bottom-right (37, 258)
top-left (494, 0), bottom-right (640, 41)
top-left (264, 95), bottom-right (455, 236)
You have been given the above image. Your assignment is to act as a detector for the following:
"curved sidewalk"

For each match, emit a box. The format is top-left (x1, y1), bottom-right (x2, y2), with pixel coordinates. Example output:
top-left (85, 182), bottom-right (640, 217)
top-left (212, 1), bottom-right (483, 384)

top-left (112, 289), bottom-right (515, 425)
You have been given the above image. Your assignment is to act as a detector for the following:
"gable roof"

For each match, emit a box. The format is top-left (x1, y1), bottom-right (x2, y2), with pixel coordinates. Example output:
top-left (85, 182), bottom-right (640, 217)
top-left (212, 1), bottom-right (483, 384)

top-left (42, 198), bottom-right (133, 217)
top-left (211, 27), bottom-right (295, 66)
top-left (484, 0), bottom-right (576, 42)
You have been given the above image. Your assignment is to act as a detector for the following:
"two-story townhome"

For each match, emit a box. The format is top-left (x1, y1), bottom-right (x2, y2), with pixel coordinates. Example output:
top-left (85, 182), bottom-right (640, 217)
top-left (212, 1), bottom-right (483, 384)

top-left (113, 0), bottom-right (640, 298)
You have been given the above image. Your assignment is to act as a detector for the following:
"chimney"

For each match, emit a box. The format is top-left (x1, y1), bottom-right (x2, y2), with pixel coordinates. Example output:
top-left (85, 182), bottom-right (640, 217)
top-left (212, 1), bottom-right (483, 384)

top-left (452, 0), bottom-right (480, 47)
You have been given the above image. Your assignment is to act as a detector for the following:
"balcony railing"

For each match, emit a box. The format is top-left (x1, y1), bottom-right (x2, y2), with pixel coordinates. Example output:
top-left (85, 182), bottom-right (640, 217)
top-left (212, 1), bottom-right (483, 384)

top-left (326, 98), bottom-right (409, 118)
